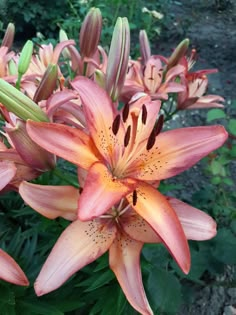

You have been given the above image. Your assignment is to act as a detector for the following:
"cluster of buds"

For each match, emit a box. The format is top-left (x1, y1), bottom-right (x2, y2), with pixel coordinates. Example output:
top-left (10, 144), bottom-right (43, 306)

top-left (0, 8), bottom-right (228, 315)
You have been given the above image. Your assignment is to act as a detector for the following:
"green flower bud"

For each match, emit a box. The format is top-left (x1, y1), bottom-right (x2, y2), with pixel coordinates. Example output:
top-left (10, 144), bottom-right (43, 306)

top-left (0, 79), bottom-right (49, 122)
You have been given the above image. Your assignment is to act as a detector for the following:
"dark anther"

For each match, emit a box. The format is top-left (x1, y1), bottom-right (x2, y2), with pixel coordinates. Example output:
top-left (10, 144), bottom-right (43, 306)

top-left (79, 187), bottom-right (83, 194)
top-left (124, 125), bottom-right (131, 147)
top-left (141, 104), bottom-right (147, 125)
top-left (132, 190), bottom-right (137, 206)
top-left (146, 131), bottom-right (156, 150)
top-left (153, 114), bottom-right (164, 136)
top-left (112, 114), bottom-right (121, 135)
top-left (122, 102), bottom-right (129, 123)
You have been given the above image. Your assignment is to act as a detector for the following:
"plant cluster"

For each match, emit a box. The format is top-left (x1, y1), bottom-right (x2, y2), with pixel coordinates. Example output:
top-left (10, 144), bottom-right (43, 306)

top-left (0, 6), bottom-right (234, 315)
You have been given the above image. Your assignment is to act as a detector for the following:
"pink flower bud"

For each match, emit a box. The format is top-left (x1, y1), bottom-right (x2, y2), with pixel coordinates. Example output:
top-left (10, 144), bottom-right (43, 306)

top-left (79, 8), bottom-right (102, 58)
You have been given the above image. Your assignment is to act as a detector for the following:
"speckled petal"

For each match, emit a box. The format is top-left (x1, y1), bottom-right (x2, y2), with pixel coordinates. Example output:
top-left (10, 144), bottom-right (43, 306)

top-left (134, 126), bottom-right (228, 181)
top-left (109, 234), bottom-right (153, 315)
top-left (126, 182), bottom-right (190, 274)
top-left (78, 162), bottom-right (137, 221)
top-left (0, 249), bottom-right (29, 286)
top-left (35, 219), bottom-right (117, 296)
top-left (19, 181), bottom-right (79, 221)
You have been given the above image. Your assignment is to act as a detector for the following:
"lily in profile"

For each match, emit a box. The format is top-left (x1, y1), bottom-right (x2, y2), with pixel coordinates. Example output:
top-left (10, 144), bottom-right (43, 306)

top-left (27, 77), bottom-right (227, 277)
top-left (19, 180), bottom-right (217, 315)
top-left (177, 49), bottom-right (224, 109)
top-left (0, 249), bottom-right (29, 286)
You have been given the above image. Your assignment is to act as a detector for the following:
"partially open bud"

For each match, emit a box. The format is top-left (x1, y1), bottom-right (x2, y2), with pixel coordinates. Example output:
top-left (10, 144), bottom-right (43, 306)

top-left (1, 23), bottom-right (15, 50)
top-left (79, 7), bottom-right (102, 58)
top-left (167, 38), bottom-right (189, 70)
top-left (106, 17), bottom-right (130, 102)
top-left (0, 79), bottom-right (49, 122)
top-left (18, 40), bottom-right (34, 76)
top-left (139, 30), bottom-right (151, 64)
top-left (5, 120), bottom-right (55, 171)
top-left (33, 64), bottom-right (58, 103)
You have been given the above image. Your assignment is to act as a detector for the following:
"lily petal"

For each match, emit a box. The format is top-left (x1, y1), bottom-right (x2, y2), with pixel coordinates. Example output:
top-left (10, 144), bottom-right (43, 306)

top-left (167, 197), bottom-right (217, 240)
top-left (0, 249), bottom-right (29, 286)
top-left (26, 121), bottom-right (99, 170)
top-left (122, 211), bottom-right (161, 243)
top-left (78, 162), bottom-right (137, 220)
top-left (19, 181), bottom-right (78, 221)
top-left (35, 219), bottom-right (117, 296)
top-left (127, 182), bottom-right (190, 274)
top-left (109, 234), bottom-right (153, 315)
top-left (0, 161), bottom-right (16, 190)
top-left (135, 125), bottom-right (228, 180)
top-left (71, 77), bottom-right (123, 164)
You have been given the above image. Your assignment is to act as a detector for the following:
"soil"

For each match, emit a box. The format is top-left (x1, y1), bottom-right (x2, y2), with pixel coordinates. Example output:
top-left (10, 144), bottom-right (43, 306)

top-left (154, 1), bottom-right (236, 314)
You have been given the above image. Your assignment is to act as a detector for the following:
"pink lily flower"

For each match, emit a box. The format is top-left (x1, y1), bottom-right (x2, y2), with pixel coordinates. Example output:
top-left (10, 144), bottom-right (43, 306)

top-left (19, 181), bottom-right (217, 315)
top-left (177, 49), bottom-right (224, 109)
top-left (177, 74), bottom-right (224, 109)
top-left (26, 77), bottom-right (227, 276)
top-left (121, 56), bottom-right (185, 102)
top-left (0, 249), bottom-right (29, 286)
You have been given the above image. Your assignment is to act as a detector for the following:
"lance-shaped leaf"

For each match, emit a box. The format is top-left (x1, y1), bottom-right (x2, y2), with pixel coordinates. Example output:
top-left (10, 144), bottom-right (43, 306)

top-left (79, 7), bottom-right (102, 58)
top-left (0, 79), bottom-right (49, 122)
top-left (106, 17), bottom-right (130, 101)
top-left (5, 120), bottom-right (55, 171)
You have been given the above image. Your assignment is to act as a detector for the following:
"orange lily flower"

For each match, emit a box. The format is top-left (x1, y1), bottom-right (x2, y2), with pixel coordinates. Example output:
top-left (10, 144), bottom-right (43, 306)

top-left (19, 181), bottom-right (217, 315)
top-left (26, 77), bottom-right (227, 276)
top-left (0, 249), bottom-right (29, 286)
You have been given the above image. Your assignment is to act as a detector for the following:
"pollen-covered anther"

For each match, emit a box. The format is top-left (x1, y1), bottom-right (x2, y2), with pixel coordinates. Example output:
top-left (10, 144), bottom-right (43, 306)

top-left (132, 189), bottom-right (137, 206)
top-left (112, 114), bottom-right (121, 135)
top-left (141, 104), bottom-right (147, 125)
top-left (122, 102), bottom-right (129, 123)
top-left (124, 125), bottom-right (131, 147)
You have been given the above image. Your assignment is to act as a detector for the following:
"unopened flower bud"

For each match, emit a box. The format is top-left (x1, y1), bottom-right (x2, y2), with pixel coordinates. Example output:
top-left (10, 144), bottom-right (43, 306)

top-left (106, 17), bottom-right (130, 102)
top-left (5, 120), bottom-right (55, 171)
top-left (139, 30), bottom-right (151, 64)
top-left (1, 23), bottom-right (15, 50)
top-left (33, 64), bottom-right (58, 103)
top-left (59, 29), bottom-right (71, 60)
top-left (79, 7), bottom-right (102, 58)
top-left (94, 69), bottom-right (106, 89)
top-left (18, 40), bottom-right (34, 75)
top-left (0, 79), bottom-right (49, 122)
top-left (8, 59), bottom-right (18, 75)
top-left (167, 38), bottom-right (189, 70)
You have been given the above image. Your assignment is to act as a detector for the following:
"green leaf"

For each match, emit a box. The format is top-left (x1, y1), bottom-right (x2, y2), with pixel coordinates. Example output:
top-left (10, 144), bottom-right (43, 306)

top-left (223, 177), bottom-right (234, 186)
top-left (147, 266), bottom-right (182, 314)
top-left (211, 176), bottom-right (221, 185)
top-left (18, 300), bottom-right (63, 315)
top-left (211, 228), bottom-right (236, 264)
top-left (207, 109), bottom-right (226, 122)
top-left (84, 269), bottom-right (115, 292)
top-left (228, 119), bottom-right (236, 136)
